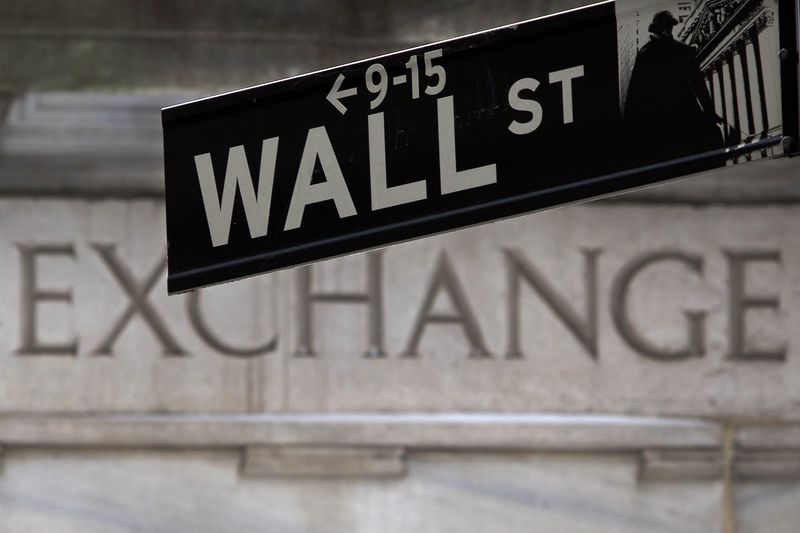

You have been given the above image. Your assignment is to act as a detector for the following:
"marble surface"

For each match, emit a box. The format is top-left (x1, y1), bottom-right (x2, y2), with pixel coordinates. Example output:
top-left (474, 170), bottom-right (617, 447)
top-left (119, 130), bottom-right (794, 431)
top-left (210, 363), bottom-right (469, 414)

top-left (0, 0), bottom-right (798, 529)
top-left (736, 482), bottom-right (800, 533)
top-left (1, 199), bottom-right (798, 419)
top-left (0, 449), bottom-right (722, 533)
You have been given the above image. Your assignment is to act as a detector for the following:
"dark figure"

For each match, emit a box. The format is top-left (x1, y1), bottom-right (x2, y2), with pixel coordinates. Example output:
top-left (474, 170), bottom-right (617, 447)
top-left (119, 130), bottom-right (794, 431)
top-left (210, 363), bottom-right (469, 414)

top-left (623, 11), bottom-right (723, 165)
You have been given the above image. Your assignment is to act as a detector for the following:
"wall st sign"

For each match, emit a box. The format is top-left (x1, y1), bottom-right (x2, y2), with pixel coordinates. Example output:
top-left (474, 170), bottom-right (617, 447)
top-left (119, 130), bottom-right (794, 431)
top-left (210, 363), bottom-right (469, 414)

top-left (163, 0), bottom-right (799, 292)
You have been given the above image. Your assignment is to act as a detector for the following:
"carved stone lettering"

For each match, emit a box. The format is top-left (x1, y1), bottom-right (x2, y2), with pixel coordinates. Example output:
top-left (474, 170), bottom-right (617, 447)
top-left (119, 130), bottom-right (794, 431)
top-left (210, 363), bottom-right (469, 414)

top-left (504, 248), bottom-right (600, 359)
top-left (611, 251), bottom-right (706, 360)
top-left (402, 251), bottom-right (491, 358)
top-left (17, 244), bottom-right (78, 355)
top-left (92, 244), bottom-right (185, 356)
top-left (295, 251), bottom-right (384, 357)
top-left (187, 290), bottom-right (277, 357)
top-left (725, 250), bottom-right (786, 361)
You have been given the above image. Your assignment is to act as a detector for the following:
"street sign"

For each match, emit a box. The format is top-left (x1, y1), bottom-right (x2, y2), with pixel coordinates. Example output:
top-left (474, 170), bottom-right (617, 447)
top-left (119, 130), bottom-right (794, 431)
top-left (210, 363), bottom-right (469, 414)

top-left (163, 0), bottom-right (799, 293)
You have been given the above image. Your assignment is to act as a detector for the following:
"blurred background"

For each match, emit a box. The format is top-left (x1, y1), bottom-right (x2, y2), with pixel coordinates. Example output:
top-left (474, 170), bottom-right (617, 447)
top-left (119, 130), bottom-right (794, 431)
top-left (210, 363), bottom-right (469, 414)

top-left (1, 1), bottom-right (799, 532)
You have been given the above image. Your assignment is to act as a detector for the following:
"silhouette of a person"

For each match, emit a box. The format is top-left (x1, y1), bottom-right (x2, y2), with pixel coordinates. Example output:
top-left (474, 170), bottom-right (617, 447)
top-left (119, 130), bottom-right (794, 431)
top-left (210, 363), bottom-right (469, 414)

top-left (623, 11), bottom-right (723, 165)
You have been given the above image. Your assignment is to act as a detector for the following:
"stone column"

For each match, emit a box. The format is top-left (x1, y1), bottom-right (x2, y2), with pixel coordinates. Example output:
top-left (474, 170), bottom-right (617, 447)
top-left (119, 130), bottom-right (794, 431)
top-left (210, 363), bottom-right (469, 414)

top-left (750, 25), bottom-right (769, 137)
top-left (716, 60), bottom-right (730, 141)
top-left (706, 69), bottom-right (716, 115)
top-left (725, 49), bottom-right (742, 136)
top-left (737, 38), bottom-right (756, 137)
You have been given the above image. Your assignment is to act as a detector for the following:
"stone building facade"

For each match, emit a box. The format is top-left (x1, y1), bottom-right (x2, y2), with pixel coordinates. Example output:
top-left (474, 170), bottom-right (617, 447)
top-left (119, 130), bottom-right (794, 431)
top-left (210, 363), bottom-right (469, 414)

top-left (0, 1), bottom-right (799, 532)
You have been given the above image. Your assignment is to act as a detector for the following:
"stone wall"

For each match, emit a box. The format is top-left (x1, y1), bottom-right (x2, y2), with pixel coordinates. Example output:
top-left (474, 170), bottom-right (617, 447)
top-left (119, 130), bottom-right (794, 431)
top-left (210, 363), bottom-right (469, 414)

top-left (1, 1), bottom-right (799, 532)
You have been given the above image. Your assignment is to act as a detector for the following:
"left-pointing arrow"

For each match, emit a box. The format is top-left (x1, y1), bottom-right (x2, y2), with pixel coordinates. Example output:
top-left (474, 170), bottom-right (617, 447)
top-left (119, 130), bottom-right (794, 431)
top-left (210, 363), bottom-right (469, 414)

top-left (327, 73), bottom-right (358, 115)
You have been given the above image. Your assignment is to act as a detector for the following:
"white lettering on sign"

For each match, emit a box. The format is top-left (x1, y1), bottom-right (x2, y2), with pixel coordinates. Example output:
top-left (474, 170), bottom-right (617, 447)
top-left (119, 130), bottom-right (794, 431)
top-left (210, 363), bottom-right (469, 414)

top-left (368, 112), bottom-right (428, 210)
top-left (194, 139), bottom-right (278, 247)
top-left (438, 95), bottom-right (498, 195)
top-left (284, 126), bottom-right (358, 231)
top-left (326, 73), bottom-right (359, 115)
top-left (344, 49), bottom-right (448, 113)
top-left (366, 64), bottom-right (389, 109)
top-left (507, 64), bottom-right (585, 134)
top-left (548, 65), bottom-right (585, 124)
top-left (422, 49), bottom-right (446, 96)
top-left (192, 54), bottom-right (588, 246)
top-left (507, 78), bottom-right (544, 135)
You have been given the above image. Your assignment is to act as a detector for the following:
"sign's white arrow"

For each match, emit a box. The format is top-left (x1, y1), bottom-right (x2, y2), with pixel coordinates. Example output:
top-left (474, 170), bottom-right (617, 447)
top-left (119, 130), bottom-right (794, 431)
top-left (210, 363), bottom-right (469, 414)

top-left (327, 73), bottom-right (358, 115)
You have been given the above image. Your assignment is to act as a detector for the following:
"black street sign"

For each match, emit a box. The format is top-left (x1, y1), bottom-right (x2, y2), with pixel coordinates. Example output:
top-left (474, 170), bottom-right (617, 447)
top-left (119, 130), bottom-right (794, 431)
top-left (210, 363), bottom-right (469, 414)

top-left (163, 0), bottom-right (799, 293)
